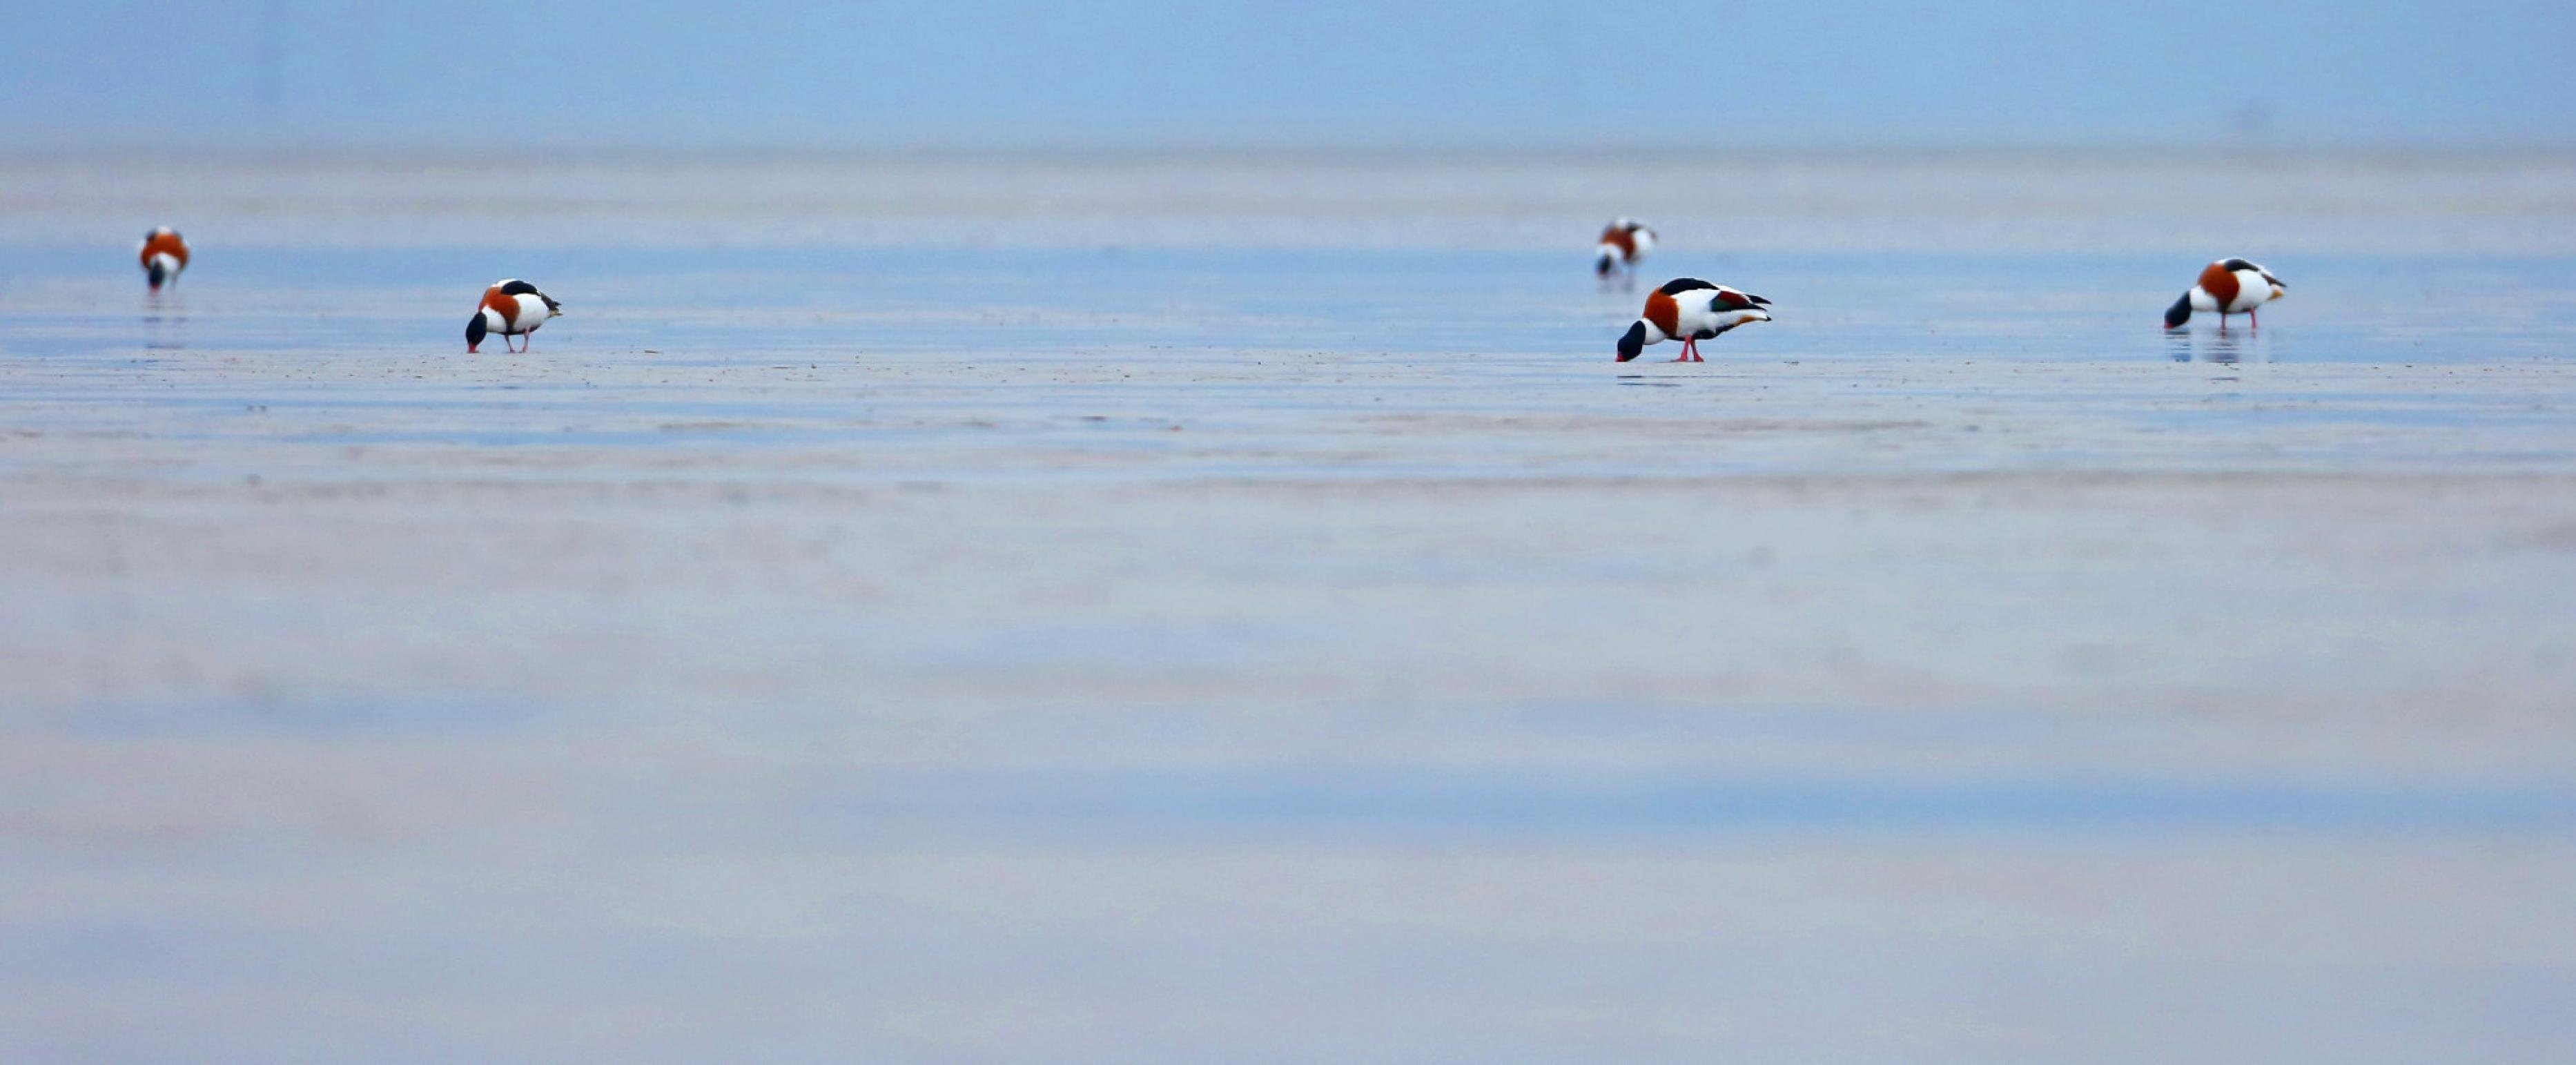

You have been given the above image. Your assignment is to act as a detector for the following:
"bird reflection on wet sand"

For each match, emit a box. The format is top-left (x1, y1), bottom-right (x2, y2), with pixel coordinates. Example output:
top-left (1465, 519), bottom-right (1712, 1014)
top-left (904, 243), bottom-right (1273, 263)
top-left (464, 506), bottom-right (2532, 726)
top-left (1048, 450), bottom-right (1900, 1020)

top-left (2168, 327), bottom-right (2258, 364)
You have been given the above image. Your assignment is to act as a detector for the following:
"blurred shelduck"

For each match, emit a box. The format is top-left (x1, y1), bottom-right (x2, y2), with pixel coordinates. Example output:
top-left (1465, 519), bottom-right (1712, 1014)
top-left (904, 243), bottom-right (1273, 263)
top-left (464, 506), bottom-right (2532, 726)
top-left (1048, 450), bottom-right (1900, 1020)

top-left (1594, 219), bottom-right (1656, 280)
top-left (139, 228), bottom-right (189, 291)
top-left (1617, 278), bottom-right (1770, 362)
top-left (2164, 258), bottom-right (2285, 329)
top-left (465, 279), bottom-right (563, 353)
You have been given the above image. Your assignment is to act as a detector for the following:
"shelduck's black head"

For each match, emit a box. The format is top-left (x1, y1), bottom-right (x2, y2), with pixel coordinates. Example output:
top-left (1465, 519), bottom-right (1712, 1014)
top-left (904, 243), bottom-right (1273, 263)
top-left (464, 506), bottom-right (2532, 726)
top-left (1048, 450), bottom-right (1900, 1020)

top-left (147, 262), bottom-right (167, 289)
top-left (1596, 251), bottom-right (1617, 277)
top-left (465, 313), bottom-right (488, 352)
top-left (1616, 321), bottom-right (1648, 362)
top-left (2164, 293), bottom-right (2194, 329)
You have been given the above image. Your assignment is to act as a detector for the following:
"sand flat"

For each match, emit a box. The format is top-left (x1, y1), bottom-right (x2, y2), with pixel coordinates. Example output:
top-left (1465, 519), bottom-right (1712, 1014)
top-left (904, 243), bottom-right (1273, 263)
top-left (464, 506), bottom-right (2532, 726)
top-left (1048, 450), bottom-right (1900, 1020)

top-left (2, 151), bottom-right (2574, 1060)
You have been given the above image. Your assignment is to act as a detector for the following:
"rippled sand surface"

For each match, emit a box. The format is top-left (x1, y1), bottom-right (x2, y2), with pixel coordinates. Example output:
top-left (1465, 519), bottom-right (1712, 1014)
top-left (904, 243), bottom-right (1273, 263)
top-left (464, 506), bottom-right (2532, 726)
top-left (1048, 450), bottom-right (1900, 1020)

top-left (3, 151), bottom-right (2575, 1061)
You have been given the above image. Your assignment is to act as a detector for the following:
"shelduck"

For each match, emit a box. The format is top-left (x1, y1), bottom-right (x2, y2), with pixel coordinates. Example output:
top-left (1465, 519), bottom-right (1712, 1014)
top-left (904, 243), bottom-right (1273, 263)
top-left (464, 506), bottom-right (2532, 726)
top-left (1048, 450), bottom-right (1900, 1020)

top-left (465, 280), bottom-right (563, 353)
top-left (1617, 278), bottom-right (1770, 362)
top-left (2164, 258), bottom-right (2285, 329)
top-left (139, 228), bottom-right (189, 291)
top-left (1595, 219), bottom-right (1656, 280)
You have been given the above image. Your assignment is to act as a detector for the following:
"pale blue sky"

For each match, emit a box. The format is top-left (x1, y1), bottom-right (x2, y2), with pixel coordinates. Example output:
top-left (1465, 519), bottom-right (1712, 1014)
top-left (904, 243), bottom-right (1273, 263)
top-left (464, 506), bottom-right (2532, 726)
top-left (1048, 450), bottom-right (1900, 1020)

top-left (12, 1), bottom-right (2573, 147)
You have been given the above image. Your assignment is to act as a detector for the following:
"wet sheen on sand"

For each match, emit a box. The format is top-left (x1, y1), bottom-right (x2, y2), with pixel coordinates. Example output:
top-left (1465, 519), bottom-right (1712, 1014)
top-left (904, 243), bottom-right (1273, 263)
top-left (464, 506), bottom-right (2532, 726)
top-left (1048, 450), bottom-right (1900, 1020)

top-left (3, 150), bottom-right (2575, 1061)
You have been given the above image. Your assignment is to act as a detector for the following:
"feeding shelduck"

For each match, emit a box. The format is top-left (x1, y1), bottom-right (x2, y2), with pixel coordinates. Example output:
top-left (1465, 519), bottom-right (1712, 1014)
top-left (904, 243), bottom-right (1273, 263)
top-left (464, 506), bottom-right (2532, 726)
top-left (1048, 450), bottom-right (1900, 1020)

top-left (139, 228), bottom-right (189, 291)
top-left (1617, 278), bottom-right (1771, 362)
top-left (2164, 258), bottom-right (2285, 329)
top-left (465, 279), bottom-right (563, 353)
top-left (1595, 218), bottom-right (1656, 280)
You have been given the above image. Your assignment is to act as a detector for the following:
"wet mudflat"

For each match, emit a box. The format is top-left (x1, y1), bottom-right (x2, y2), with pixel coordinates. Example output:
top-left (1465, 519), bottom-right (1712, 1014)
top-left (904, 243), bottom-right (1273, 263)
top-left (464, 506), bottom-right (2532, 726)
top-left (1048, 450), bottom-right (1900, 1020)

top-left (3, 151), bottom-right (2574, 1061)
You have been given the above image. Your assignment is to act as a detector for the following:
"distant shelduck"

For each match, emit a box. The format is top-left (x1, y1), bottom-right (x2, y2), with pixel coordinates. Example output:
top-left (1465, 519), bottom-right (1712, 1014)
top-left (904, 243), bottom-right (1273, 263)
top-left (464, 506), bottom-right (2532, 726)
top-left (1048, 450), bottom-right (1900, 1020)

top-left (1617, 278), bottom-right (1770, 362)
top-left (138, 228), bottom-right (189, 291)
top-left (2164, 258), bottom-right (2285, 329)
top-left (1595, 218), bottom-right (1656, 280)
top-left (465, 279), bottom-right (563, 353)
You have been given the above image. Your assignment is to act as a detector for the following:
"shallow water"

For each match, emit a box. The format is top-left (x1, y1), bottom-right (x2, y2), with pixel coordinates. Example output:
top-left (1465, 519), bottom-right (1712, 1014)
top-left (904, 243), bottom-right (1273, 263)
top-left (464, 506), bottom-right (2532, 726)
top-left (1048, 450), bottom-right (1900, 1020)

top-left (3, 152), bottom-right (2576, 1061)
top-left (12, 242), bottom-right (2576, 360)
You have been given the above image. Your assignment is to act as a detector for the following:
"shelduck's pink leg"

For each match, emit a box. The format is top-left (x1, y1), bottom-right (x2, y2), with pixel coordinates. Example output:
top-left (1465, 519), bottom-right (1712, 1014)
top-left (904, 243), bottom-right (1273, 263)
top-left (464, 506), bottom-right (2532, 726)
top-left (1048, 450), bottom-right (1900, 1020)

top-left (2249, 309), bottom-right (2259, 330)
